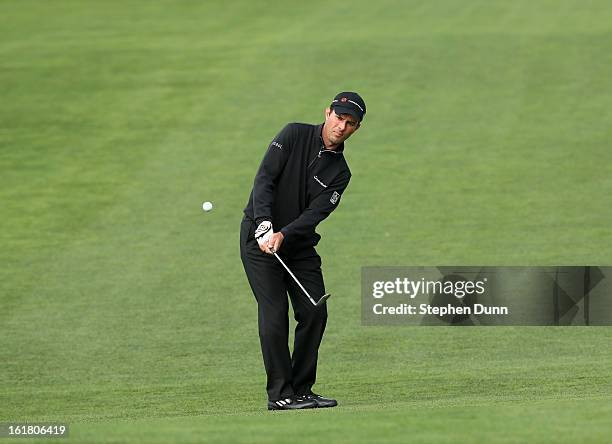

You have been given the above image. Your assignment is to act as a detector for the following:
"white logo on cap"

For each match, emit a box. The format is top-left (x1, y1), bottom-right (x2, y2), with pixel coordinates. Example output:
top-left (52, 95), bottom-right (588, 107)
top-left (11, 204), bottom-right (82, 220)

top-left (332, 99), bottom-right (364, 112)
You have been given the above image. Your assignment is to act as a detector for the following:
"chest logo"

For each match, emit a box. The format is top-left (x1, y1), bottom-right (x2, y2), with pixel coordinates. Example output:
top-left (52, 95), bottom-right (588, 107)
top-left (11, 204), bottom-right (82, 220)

top-left (313, 176), bottom-right (328, 188)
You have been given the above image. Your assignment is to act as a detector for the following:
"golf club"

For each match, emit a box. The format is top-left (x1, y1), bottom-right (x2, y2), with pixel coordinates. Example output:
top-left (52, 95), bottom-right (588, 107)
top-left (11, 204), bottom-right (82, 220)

top-left (270, 248), bottom-right (330, 307)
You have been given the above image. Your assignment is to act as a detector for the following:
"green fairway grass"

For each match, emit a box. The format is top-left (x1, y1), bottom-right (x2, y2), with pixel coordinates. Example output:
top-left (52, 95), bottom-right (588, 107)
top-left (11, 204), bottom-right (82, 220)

top-left (2, 1), bottom-right (611, 442)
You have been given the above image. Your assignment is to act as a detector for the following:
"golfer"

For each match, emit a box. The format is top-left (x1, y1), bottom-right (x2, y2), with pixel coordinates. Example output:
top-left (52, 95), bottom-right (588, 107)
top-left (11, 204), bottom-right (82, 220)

top-left (240, 92), bottom-right (366, 410)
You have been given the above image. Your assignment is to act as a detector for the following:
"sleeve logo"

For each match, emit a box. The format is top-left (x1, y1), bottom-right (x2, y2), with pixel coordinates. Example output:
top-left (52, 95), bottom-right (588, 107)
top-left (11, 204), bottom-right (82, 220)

top-left (270, 141), bottom-right (283, 150)
top-left (330, 191), bottom-right (340, 204)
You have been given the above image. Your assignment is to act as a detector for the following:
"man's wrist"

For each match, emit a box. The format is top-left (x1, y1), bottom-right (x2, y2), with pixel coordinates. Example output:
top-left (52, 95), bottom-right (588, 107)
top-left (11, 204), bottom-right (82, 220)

top-left (255, 217), bottom-right (271, 226)
top-left (280, 227), bottom-right (289, 240)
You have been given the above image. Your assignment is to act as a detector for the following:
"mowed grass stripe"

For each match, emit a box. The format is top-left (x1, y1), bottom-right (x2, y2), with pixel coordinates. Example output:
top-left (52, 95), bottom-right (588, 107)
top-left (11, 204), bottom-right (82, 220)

top-left (67, 398), bottom-right (612, 444)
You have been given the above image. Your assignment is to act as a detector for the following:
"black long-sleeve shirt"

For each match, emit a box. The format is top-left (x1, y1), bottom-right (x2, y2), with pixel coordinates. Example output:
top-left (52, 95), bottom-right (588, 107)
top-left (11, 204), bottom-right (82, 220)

top-left (243, 122), bottom-right (351, 253)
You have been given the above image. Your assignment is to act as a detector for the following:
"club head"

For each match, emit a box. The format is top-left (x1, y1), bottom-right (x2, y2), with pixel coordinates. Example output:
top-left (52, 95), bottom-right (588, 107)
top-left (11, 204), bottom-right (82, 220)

top-left (316, 293), bottom-right (331, 306)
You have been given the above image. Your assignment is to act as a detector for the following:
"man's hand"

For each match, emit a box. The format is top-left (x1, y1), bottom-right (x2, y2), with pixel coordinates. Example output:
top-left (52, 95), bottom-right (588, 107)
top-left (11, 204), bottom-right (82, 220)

top-left (263, 231), bottom-right (284, 254)
top-left (255, 221), bottom-right (273, 247)
top-left (255, 221), bottom-right (284, 254)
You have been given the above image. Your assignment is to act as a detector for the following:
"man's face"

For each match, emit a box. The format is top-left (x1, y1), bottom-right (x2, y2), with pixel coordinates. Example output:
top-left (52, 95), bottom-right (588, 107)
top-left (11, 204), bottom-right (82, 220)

top-left (324, 107), bottom-right (360, 146)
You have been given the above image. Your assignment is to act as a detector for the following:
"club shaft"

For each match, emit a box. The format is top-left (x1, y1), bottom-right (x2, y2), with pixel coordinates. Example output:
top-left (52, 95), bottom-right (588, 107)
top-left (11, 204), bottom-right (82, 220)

top-left (273, 252), bottom-right (317, 305)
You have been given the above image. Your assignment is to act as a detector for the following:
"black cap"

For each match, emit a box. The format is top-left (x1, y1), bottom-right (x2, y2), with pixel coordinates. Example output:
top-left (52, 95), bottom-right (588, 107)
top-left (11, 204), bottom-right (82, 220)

top-left (330, 91), bottom-right (366, 121)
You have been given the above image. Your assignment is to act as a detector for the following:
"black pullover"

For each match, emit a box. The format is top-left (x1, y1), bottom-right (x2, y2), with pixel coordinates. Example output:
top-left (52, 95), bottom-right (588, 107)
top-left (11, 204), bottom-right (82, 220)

top-left (243, 122), bottom-right (351, 254)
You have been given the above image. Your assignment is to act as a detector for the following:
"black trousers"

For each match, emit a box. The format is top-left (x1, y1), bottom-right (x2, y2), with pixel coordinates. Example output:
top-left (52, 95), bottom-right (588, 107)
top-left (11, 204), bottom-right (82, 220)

top-left (240, 218), bottom-right (328, 401)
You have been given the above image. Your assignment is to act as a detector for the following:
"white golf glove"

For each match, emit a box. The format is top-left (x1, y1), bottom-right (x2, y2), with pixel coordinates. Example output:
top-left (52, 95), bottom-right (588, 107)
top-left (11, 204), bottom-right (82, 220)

top-left (255, 221), bottom-right (273, 247)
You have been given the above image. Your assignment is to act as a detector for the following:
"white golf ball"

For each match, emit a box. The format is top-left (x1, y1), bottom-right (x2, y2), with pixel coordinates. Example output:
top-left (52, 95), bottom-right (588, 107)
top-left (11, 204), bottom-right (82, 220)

top-left (202, 201), bottom-right (213, 212)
